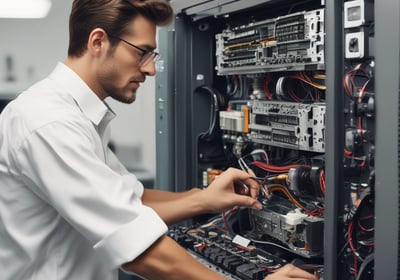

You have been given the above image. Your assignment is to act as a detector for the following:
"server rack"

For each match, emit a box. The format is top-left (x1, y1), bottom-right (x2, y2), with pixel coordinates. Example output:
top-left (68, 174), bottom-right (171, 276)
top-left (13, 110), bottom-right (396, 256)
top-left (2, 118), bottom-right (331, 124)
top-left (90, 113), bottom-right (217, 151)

top-left (155, 1), bottom-right (399, 279)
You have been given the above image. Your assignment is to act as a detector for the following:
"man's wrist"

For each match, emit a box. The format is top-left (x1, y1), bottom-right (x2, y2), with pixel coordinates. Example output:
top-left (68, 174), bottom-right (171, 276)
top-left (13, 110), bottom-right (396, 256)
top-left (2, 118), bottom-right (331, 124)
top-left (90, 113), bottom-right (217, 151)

top-left (188, 187), bottom-right (210, 214)
top-left (188, 187), bottom-right (203, 194)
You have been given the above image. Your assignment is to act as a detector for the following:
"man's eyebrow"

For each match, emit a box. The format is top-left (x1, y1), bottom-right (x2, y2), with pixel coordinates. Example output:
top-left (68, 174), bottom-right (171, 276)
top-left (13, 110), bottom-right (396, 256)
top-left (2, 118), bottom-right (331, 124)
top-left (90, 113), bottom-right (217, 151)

top-left (140, 44), bottom-right (157, 51)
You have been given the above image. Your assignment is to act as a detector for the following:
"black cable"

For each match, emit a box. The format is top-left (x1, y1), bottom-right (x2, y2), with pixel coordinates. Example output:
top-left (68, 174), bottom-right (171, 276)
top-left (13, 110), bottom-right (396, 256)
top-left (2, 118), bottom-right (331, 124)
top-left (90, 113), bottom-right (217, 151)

top-left (355, 253), bottom-right (374, 280)
top-left (197, 86), bottom-right (219, 140)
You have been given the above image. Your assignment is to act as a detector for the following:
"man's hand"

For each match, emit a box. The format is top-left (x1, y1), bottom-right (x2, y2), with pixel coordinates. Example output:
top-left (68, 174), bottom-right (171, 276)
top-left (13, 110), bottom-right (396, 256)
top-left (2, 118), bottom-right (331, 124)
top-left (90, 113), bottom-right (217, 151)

top-left (143, 167), bottom-right (263, 225)
top-left (199, 167), bottom-right (263, 213)
top-left (264, 264), bottom-right (319, 280)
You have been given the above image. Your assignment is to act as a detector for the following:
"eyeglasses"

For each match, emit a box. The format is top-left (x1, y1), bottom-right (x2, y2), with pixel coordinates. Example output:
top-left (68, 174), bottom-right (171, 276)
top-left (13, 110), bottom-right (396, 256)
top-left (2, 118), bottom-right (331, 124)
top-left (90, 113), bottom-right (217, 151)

top-left (109, 35), bottom-right (160, 66)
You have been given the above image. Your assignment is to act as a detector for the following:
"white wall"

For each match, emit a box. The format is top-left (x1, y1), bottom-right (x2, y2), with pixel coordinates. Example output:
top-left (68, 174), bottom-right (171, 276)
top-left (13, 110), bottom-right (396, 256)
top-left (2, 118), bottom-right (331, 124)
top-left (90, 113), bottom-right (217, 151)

top-left (0, 0), bottom-right (156, 176)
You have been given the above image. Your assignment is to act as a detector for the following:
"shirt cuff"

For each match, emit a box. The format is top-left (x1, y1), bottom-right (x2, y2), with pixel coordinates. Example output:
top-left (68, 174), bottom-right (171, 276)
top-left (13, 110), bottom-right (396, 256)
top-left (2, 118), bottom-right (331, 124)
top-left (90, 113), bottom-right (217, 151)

top-left (93, 206), bottom-right (168, 269)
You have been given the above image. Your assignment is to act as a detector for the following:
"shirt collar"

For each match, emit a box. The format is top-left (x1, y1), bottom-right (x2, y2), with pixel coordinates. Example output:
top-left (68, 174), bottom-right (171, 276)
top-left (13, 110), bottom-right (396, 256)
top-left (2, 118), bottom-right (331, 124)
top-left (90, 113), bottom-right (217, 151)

top-left (48, 62), bottom-right (115, 126)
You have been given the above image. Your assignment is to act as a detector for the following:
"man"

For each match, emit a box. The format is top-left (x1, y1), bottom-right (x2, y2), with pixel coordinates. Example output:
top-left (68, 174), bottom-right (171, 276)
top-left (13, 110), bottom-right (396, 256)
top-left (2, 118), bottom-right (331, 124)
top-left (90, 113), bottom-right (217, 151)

top-left (0, 0), bottom-right (317, 279)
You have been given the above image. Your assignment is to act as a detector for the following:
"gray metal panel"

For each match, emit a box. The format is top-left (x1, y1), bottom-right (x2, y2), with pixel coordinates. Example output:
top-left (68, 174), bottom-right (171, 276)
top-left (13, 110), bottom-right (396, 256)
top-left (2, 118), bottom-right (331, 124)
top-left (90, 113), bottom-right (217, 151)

top-left (324, 1), bottom-right (344, 279)
top-left (170, 0), bottom-right (212, 13)
top-left (171, 0), bottom-right (276, 21)
top-left (172, 15), bottom-right (217, 190)
top-left (374, 0), bottom-right (400, 278)
top-left (173, 15), bottom-right (193, 192)
top-left (184, 0), bottom-right (237, 14)
top-left (188, 0), bottom-right (276, 21)
top-left (155, 25), bottom-right (176, 191)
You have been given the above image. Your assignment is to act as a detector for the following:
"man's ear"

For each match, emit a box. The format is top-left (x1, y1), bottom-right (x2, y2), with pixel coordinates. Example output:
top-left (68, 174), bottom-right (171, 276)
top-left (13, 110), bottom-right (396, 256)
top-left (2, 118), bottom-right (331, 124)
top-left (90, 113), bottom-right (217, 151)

top-left (87, 28), bottom-right (108, 56)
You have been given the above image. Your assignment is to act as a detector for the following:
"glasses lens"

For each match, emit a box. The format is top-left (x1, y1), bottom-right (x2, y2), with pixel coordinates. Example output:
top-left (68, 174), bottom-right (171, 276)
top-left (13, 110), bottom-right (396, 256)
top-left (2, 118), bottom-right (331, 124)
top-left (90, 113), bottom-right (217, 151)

top-left (140, 51), bottom-right (159, 65)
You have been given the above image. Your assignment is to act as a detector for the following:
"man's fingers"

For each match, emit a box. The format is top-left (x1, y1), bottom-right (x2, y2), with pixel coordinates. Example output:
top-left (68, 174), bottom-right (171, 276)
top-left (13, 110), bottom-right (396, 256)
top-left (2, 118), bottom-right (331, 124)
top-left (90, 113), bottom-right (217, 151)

top-left (234, 182), bottom-right (249, 195)
top-left (232, 194), bottom-right (262, 210)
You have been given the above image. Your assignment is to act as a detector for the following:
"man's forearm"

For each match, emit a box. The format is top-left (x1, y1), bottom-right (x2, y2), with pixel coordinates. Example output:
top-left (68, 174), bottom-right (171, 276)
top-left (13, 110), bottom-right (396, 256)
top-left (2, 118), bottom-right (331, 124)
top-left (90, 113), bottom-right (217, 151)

top-left (122, 235), bottom-right (226, 280)
top-left (142, 168), bottom-right (262, 225)
top-left (142, 188), bottom-right (202, 202)
top-left (142, 188), bottom-right (207, 225)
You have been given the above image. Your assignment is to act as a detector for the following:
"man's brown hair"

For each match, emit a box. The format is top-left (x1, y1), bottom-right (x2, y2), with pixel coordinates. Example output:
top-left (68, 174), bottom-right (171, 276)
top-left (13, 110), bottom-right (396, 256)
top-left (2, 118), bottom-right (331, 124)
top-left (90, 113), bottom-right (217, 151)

top-left (68, 0), bottom-right (174, 57)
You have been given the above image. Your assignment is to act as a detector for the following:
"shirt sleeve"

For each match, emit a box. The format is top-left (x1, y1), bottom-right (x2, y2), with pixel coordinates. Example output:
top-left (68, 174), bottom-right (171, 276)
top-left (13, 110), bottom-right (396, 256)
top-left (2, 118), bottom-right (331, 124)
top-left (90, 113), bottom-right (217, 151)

top-left (12, 119), bottom-right (168, 269)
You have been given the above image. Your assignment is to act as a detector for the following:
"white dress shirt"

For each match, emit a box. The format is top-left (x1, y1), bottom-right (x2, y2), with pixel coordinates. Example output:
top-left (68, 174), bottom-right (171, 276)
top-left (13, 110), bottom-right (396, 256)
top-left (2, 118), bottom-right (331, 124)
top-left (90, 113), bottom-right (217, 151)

top-left (0, 62), bottom-right (167, 280)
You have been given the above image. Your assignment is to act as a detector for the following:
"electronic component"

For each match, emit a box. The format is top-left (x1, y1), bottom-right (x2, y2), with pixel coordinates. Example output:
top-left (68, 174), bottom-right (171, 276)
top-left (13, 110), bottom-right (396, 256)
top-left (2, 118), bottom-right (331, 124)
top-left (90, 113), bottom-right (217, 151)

top-left (168, 223), bottom-right (289, 280)
top-left (344, 0), bottom-right (374, 28)
top-left (248, 100), bottom-right (325, 152)
top-left (220, 110), bottom-right (249, 133)
top-left (345, 28), bottom-right (373, 59)
top-left (249, 195), bottom-right (324, 258)
top-left (288, 165), bottom-right (325, 198)
top-left (202, 168), bottom-right (223, 187)
top-left (219, 100), bottom-right (326, 152)
top-left (215, 9), bottom-right (325, 75)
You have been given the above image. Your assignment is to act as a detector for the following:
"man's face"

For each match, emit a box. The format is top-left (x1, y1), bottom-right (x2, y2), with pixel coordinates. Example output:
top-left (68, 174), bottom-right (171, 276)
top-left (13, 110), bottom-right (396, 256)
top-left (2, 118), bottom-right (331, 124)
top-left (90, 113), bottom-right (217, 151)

top-left (97, 15), bottom-right (157, 104)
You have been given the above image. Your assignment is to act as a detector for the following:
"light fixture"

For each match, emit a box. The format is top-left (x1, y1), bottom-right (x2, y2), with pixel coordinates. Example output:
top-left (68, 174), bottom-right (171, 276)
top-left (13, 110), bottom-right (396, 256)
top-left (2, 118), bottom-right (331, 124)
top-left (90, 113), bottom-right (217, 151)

top-left (0, 0), bottom-right (52, 19)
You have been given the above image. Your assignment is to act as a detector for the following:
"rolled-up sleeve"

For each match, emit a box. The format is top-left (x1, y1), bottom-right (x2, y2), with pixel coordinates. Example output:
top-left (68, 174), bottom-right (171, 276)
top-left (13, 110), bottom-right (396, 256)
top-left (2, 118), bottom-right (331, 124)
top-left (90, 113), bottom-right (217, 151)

top-left (94, 205), bottom-right (167, 268)
top-left (11, 117), bottom-right (168, 269)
